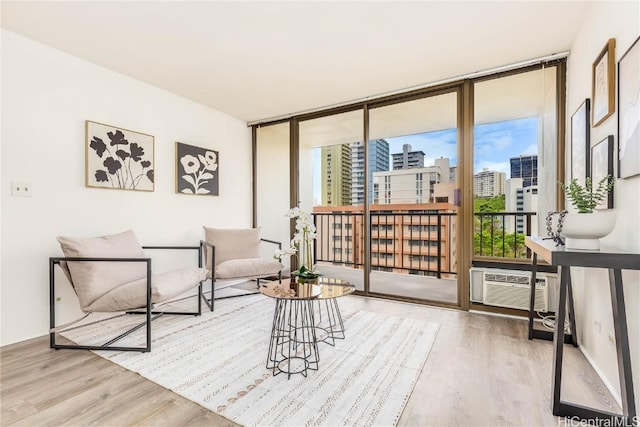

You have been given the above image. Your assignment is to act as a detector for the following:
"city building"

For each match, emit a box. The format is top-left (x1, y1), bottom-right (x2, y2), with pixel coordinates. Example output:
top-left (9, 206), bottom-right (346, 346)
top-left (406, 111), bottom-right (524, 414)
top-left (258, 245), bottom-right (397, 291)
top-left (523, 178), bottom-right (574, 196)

top-left (392, 144), bottom-right (425, 170)
top-left (350, 139), bottom-right (389, 205)
top-left (374, 158), bottom-right (451, 204)
top-left (505, 178), bottom-right (539, 235)
top-left (449, 165), bottom-right (458, 183)
top-left (313, 203), bottom-right (457, 279)
top-left (474, 168), bottom-right (506, 197)
top-left (321, 144), bottom-right (352, 206)
top-left (510, 154), bottom-right (538, 187)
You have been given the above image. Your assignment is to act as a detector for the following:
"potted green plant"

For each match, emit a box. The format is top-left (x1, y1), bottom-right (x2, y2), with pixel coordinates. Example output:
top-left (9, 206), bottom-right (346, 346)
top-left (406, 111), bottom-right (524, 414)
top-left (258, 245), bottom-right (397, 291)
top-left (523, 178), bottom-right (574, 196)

top-left (559, 176), bottom-right (615, 250)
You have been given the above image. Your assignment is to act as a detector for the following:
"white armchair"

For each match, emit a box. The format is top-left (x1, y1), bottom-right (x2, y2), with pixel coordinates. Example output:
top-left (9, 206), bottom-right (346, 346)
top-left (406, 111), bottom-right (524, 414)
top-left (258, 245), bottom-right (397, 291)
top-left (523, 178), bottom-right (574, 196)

top-left (201, 226), bottom-right (283, 311)
top-left (51, 229), bottom-right (207, 352)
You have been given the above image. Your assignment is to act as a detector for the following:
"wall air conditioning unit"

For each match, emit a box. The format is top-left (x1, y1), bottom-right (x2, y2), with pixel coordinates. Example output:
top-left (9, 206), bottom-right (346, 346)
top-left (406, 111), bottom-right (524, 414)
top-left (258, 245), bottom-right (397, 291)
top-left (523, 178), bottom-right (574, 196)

top-left (470, 267), bottom-right (557, 313)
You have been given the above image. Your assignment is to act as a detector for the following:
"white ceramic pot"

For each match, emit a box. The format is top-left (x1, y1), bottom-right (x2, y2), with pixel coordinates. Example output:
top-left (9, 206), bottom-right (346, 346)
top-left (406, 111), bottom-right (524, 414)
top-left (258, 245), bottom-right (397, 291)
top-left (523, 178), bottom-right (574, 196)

top-left (561, 210), bottom-right (616, 251)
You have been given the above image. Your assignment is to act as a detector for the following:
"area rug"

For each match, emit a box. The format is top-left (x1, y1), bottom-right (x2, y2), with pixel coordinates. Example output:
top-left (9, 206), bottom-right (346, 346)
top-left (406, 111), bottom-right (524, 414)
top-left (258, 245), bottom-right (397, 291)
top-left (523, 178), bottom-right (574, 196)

top-left (61, 294), bottom-right (440, 426)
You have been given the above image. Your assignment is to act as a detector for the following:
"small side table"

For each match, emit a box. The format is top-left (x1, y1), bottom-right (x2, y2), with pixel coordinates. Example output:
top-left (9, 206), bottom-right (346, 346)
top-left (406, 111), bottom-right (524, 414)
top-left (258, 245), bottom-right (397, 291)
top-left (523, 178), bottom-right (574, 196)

top-left (260, 277), bottom-right (355, 379)
top-left (525, 236), bottom-right (638, 425)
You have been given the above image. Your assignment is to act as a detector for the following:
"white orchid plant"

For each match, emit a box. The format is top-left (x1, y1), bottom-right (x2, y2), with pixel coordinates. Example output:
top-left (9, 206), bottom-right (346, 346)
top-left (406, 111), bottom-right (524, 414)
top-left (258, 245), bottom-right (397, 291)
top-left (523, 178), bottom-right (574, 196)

top-left (274, 207), bottom-right (322, 281)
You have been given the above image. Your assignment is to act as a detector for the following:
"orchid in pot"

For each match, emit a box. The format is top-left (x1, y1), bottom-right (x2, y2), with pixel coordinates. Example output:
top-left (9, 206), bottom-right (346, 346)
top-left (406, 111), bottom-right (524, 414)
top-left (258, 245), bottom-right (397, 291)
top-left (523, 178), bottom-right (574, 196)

top-left (274, 207), bottom-right (322, 283)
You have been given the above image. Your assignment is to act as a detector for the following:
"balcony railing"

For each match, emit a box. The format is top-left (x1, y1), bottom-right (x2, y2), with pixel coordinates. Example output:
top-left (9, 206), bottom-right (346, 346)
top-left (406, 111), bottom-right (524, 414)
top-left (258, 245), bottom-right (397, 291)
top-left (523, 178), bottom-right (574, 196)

top-left (312, 210), bottom-right (537, 278)
top-left (313, 211), bottom-right (456, 278)
top-left (474, 211), bottom-right (536, 259)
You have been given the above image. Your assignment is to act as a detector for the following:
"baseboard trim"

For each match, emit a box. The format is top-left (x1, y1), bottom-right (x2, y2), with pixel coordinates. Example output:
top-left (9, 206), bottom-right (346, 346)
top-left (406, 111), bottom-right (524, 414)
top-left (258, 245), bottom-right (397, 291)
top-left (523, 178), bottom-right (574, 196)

top-left (579, 345), bottom-right (623, 409)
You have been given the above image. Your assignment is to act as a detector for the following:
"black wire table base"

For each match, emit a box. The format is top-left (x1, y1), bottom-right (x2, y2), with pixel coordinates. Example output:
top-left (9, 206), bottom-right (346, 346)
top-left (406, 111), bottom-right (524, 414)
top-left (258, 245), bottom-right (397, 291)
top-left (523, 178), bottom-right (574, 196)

top-left (312, 299), bottom-right (345, 346)
top-left (266, 299), bottom-right (320, 379)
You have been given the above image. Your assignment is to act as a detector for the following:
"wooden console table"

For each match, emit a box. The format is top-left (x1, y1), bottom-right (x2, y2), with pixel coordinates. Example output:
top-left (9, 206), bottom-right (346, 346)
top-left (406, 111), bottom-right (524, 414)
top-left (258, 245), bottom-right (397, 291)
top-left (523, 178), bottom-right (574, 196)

top-left (525, 236), bottom-right (638, 425)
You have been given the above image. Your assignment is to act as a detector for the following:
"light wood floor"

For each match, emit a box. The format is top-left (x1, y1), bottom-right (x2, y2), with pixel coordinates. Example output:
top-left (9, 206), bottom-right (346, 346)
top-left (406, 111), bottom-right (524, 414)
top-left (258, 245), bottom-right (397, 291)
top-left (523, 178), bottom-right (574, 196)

top-left (1, 295), bottom-right (619, 427)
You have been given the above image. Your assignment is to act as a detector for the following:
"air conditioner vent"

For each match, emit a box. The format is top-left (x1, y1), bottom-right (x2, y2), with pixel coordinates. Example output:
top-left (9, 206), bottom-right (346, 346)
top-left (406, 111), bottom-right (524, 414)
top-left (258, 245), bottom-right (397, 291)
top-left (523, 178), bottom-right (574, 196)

top-left (482, 272), bottom-right (548, 312)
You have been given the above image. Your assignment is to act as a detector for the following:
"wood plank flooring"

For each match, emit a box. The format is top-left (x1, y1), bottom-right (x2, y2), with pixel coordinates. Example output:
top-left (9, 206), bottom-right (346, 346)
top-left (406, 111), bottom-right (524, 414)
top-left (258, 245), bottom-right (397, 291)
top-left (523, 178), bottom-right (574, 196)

top-left (1, 295), bottom-right (619, 426)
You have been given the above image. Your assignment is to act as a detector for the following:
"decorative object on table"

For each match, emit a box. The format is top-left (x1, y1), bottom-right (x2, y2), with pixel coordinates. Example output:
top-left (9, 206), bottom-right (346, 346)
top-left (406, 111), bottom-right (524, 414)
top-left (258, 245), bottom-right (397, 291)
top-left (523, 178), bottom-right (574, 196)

top-left (544, 210), bottom-right (568, 246)
top-left (570, 99), bottom-right (590, 182)
top-left (274, 207), bottom-right (322, 283)
top-left (590, 135), bottom-right (614, 209)
top-left (176, 142), bottom-right (219, 195)
top-left (617, 36), bottom-right (640, 178)
top-left (85, 121), bottom-right (154, 191)
top-left (559, 174), bottom-right (616, 251)
top-left (592, 38), bottom-right (616, 127)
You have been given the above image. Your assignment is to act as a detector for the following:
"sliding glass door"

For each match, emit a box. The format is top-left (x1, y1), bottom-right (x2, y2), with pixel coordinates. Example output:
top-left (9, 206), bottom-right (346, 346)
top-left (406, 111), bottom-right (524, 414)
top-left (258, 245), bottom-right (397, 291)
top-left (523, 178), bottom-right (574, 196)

top-left (367, 90), bottom-right (460, 303)
top-left (298, 109), bottom-right (365, 291)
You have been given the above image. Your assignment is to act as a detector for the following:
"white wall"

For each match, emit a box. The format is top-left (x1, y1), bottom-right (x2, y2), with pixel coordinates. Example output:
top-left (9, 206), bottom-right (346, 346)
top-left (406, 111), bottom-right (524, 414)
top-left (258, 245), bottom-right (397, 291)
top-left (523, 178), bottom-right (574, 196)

top-left (0, 30), bottom-right (252, 346)
top-left (565, 1), bottom-right (640, 409)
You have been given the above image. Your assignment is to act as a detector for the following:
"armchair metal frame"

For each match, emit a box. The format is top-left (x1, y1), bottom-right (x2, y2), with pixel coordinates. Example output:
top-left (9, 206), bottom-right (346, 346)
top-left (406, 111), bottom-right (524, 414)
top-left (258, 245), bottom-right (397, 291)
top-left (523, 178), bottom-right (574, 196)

top-left (200, 239), bottom-right (282, 312)
top-left (50, 245), bottom-right (205, 353)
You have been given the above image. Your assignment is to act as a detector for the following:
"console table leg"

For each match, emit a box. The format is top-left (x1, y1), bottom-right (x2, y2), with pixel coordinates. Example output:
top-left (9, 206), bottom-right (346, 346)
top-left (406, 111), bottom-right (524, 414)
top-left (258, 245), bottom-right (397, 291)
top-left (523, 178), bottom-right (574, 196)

top-left (566, 271), bottom-right (578, 347)
top-left (528, 253), bottom-right (538, 340)
top-left (609, 268), bottom-right (637, 420)
top-left (552, 265), bottom-right (569, 415)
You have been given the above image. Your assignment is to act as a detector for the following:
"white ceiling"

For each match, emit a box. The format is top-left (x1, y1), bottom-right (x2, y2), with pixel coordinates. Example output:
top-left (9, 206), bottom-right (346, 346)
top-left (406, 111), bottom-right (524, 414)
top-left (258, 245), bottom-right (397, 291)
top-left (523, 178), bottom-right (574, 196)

top-left (1, 1), bottom-right (591, 123)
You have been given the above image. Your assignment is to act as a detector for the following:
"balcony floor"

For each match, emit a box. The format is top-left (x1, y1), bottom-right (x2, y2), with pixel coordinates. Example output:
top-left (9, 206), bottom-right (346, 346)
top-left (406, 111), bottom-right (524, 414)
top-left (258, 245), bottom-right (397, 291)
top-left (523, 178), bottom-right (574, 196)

top-left (316, 264), bottom-right (458, 304)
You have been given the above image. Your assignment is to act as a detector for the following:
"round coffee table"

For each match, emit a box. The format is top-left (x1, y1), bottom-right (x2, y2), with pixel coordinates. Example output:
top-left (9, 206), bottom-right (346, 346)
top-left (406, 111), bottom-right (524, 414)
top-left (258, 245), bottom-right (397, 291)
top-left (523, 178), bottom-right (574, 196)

top-left (260, 277), bottom-right (355, 379)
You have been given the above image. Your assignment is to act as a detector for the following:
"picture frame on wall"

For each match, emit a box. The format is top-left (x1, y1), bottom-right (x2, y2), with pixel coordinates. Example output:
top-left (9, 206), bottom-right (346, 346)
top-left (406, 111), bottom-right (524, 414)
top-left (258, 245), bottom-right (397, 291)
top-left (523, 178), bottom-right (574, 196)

top-left (592, 38), bottom-right (616, 127)
top-left (176, 142), bottom-right (219, 196)
top-left (590, 135), bottom-right (614, 210)
top-left (85, 120), bottom-right (155, 191)
top-left (617, 36), bottom-right (640, 178)
top-left (570, 99), bottom-right (590, 182)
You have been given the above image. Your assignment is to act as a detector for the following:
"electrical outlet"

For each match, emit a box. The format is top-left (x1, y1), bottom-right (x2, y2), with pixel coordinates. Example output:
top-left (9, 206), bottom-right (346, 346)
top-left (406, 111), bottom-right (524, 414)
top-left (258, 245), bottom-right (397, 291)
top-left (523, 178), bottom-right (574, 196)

top-left (11, 182), bottom-right (32, 197)
top-left (593, 318), bottom-right (602, 333)
top-left (608, 332), bottom-right (615, 346)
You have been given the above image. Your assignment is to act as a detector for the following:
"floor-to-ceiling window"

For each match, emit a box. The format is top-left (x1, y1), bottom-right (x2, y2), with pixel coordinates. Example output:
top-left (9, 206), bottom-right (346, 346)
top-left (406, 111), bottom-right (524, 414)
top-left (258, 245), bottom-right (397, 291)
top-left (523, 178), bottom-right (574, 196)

top-left (253, 60), bottom-right (565, 313)
top-left (299, 109), bottom-right (365, 291)
top-left (367, 89), bottom-right (460, 304)
top-left (470, 64), bottom-right (562, 314)
top-left (255, 122), bottom-right (291, 270)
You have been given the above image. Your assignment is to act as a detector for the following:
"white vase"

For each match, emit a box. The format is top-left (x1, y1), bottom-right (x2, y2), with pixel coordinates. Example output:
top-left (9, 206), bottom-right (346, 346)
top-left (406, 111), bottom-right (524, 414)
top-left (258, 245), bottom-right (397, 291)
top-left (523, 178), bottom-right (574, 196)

top-left (561, 210), bottom-right (616, 251)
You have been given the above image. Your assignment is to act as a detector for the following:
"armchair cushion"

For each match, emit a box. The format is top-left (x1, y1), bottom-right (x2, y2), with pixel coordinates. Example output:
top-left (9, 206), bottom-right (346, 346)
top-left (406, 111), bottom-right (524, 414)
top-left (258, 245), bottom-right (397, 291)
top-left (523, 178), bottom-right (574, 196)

top-left (202, 227), bottom-right (262, 267)
top-left (57, 230), bottom-right (146, 310)
top-left (85, 267), bottom-right (208, 313)
top-left (214, 258), bottom-right (283, 280)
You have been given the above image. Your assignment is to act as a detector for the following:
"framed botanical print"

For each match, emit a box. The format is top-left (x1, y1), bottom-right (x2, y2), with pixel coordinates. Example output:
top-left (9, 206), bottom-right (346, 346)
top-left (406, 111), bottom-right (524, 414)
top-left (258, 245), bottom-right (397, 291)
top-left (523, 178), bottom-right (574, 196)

top-left (85, 121), bottom-right (154, 191)
top-left (592, 38), bottom-right (616, 127)
top-left (176, 142), bottom-right (219, 196)
top-left (590, 135), bottom-right (614, 210)
top-left (618, 36), bottom-right (640, 178)
top-left (571, 99), bottom-right (590, 182)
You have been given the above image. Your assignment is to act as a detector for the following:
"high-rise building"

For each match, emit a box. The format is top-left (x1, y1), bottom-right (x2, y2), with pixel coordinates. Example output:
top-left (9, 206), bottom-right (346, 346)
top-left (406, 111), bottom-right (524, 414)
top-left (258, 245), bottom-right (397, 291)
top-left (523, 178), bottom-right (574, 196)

top-left (474, 168), bottom-right (506, 197)
top-left (510, 155), bottom-right (538, 187)
top-left (505, 178), bottom-right (538, 235)
top-left (373, 157), bottom-right (451, 204)
top-left (321, 144), bottom-right (351, 206)
top-left (392, 144), bottom-right (425, 170)
top-left (449, 166), bottom-right (457, 183)
top-left (350, 139), bottom-right (389, 205)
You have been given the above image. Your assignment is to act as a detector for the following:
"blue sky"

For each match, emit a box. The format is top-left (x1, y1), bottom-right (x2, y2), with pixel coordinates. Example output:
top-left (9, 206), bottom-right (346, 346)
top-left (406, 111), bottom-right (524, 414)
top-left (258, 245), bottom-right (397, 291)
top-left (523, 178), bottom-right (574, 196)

top-left (386, 116), bottom-right (538, 175)
top-left (312, 116), bottom-right (538, 203)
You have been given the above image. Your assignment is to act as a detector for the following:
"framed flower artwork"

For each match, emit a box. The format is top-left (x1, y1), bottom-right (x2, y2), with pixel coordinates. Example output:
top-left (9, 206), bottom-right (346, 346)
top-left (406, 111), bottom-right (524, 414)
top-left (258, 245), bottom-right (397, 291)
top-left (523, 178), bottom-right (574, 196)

top-left (85, 121), bottom-right (155, 191)
top-left (176, 142), bottom-right (219, 196)
top-left (592, 38), bottom-right (616, 127)
top-left (618, 36), bottom-right (640, 178)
